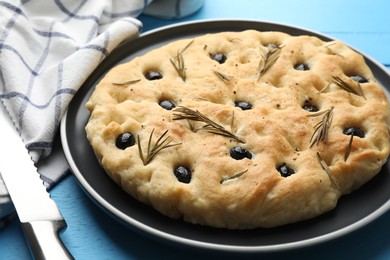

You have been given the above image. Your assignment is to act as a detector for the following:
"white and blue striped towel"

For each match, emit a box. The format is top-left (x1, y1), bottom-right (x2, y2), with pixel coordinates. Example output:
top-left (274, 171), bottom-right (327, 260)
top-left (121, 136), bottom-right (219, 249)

top-left (0, 0), bottom-right (204, 226)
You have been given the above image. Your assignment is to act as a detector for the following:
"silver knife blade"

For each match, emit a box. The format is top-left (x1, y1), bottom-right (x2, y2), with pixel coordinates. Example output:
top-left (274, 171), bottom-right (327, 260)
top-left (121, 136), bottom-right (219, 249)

top-left (0, 105), bottom-right (73, 259)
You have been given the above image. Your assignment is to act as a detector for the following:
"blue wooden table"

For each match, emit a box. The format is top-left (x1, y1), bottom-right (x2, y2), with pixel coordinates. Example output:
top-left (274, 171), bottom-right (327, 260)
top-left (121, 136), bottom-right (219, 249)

top-left (1, 1), bottom-right (390, 259)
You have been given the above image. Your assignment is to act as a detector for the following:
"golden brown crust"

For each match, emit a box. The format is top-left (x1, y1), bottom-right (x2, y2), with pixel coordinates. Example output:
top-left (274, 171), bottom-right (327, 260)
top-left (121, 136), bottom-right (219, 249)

top-left (85, 30), bottom-right (390, 229)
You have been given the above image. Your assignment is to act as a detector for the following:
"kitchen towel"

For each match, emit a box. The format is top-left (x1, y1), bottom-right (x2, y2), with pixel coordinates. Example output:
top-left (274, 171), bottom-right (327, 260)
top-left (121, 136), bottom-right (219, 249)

top-left (0, 0), bottom-right (203, 225)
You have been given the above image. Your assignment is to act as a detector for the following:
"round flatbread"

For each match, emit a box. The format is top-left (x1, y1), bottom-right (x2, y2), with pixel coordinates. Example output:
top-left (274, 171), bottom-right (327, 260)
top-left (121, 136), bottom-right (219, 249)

top-left (85, 30), bottom-right (390, 229)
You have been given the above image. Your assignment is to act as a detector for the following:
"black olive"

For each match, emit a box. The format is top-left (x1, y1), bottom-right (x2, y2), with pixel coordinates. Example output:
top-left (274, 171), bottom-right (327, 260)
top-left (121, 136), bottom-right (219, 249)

top-left (235, 101), bottom-right (252, 110)
top-left (211, 53), bottom-right (227, 64)
top-left (277, 163), bottom-right (295, 177)
top-left (159, 100), bottom-right (176, 110)
top-left (302, 99), bottom-right (319, 112)
top-left (302, 104), bottom-right (319, 112)
top-left (145, 71), bottom-right (163, 80)
top-left (350, 75), bottom-right (368, 84)
top-left (294, 63), bottom-right (310, 71)
top-left (230, 146), bottom-right (252, 160)
top-left (174, 166), bottom-right (192, 183)
top-left (343, 127), bottom-right (365, 138)
top-left (116, 132), bottom-right (136, 150)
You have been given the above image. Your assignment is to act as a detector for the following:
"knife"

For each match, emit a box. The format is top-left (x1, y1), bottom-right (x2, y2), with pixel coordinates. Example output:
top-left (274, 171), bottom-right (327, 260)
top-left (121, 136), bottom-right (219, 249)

top-left (0, 107), bottom-right (73, 259)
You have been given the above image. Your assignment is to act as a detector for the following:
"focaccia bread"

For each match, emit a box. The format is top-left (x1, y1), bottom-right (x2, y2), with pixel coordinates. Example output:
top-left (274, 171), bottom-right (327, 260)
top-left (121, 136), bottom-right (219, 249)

top-left (85, 30), bottom-right (390, 229)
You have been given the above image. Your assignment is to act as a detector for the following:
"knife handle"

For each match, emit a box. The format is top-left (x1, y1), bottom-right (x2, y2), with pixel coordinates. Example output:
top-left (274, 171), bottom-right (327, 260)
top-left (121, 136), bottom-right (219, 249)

top-left (21, 220), bottom-right (74, 260)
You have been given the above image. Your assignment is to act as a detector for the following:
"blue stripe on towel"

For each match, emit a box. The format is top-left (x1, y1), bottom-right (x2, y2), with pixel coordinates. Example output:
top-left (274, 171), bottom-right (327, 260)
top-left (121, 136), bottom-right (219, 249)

top-left (0, 44), bottom-right (39, 76)
top-left (0, 88), bottom-right (77, 109)
top-left (18, 23), bottom-right (55, 131)
top-left (54, 0), bottom-right (99, 23)
top-left (0, 1), bottom-right (23, 16)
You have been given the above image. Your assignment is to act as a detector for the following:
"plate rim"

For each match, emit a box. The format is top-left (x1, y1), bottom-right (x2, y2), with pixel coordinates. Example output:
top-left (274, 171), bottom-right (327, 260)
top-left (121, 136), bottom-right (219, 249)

top-left (60, 18), bottom-right (390, 253)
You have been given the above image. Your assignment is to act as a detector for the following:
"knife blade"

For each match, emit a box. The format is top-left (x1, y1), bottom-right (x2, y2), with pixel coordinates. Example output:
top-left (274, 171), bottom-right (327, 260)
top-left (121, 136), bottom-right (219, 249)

top-left (0, 106), bottom-right (73, 259)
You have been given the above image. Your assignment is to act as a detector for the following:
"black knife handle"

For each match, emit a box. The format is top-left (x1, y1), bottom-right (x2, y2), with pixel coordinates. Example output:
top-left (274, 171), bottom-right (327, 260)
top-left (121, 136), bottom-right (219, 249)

top-left (21, 220), bottom-right (74, 260)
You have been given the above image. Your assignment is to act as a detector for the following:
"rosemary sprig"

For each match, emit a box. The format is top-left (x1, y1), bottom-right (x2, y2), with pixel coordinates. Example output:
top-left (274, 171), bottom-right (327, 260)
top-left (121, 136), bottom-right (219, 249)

top-left (137, 129), bottom-right (181, 166)
top-left (170, 52), bottom-right (186, 81)
top-left (112, 79), bottom-right (141, 86)
top-left (307, 107), bottom-right (334, 147)
top-left (220, 169), bottom-right (248, 184)
top-left (332, 76), bottom-right (366, 99)
top-left (173, 106), bottom-right (244, 143)
top-left (344, 134), bottom-right (354, 162)
top-left (316, 152), bottom-right (340, 191)
top-left (170, 40), bottom-right (194, 82)
top-left (213, 70), bottom-right (232, 84)
top-left (258, 45), bottom-right (282, 79)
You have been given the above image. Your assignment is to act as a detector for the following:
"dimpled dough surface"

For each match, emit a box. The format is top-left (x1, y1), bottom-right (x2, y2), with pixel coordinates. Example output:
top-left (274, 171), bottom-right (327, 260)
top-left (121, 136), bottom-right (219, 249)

top-left (85, 30), bottom-right (390, 229)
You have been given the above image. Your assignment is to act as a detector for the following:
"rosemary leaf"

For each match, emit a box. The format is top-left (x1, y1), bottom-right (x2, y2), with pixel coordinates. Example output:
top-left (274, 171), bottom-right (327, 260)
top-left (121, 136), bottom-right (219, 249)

top-left (318, 82), bottom-right (331, 93)
top-left (138, 129), bottom-right (181, 166)
top-left (307, 107), bottom-right (334, 147)
top-left (179, 40), bottom-right (194, 55)
top-left (193, 97), bottom-right (211, 102)
top-left (187, 119), bottom-right (195, 131)
top-left (258, 45), bottom-right (282, 79)
top-left (112, 79), bottom-right (141, 86)
top-left (344, 134), bottom-right (354, 162)
top-left (323, 42), bottom-right (344, 57)
top-left (332, 76), bottom-right (366, 99)
top-left (147, 129), bottom-right (154, 157)
top-left (220, 169), bottom-right (248, 184)
top-left (316, 152), bottom-right (340, 191)
top-left (213, 70), bottom-right (232, 84)
top-left (137, 135), bottom-right (145, 164)
top-left (173, 106), bottom-right (244, 143)
top-left (230, 110), bottom-right (236, 135)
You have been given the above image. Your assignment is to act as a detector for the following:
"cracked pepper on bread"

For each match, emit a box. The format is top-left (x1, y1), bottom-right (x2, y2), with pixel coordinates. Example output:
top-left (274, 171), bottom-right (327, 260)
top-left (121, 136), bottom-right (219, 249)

top-left (85, 30), bottom-right (390, 229)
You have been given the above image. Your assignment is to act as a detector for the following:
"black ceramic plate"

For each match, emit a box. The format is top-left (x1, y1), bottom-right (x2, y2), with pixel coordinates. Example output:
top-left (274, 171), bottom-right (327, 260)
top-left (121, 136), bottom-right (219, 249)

top-left (60, 19), bottom-right (390, 252)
